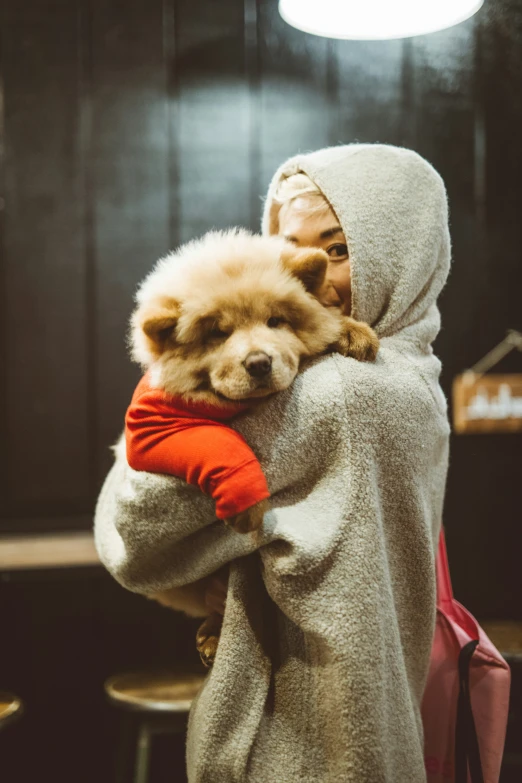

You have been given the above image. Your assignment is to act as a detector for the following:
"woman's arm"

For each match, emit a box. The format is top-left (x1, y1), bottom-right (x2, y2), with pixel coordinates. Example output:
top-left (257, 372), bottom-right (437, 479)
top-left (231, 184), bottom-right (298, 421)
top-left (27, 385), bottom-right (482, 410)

top-left (94, 437), bottom-right (259, 596)
top-left (146, 567), bottom-right (229, 617)
top-left (94, 356), bottom-right (345, 597)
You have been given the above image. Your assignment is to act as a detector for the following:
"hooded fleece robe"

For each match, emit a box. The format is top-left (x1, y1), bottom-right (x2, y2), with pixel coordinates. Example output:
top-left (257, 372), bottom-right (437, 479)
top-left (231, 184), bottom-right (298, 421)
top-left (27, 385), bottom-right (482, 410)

top-left (94, 144), bottom-right (451, 783)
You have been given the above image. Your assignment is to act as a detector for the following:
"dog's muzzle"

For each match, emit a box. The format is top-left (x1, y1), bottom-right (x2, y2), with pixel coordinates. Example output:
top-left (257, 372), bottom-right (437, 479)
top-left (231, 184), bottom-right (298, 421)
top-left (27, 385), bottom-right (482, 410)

top-left (243, 351), bottom-right (272, 379)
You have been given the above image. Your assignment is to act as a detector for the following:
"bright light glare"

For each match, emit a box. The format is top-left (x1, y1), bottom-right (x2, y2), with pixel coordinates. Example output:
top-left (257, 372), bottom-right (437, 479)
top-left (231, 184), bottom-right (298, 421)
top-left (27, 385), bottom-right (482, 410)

top-left (279, 0), bottom-right (484, 40)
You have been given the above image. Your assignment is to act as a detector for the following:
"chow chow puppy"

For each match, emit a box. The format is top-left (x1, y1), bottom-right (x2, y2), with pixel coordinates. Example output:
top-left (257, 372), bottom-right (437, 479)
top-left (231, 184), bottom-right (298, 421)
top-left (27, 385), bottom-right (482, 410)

top-left (131, 230), bottom-right (378, 403)
top-left (128, 229), bottom-right (379, 665)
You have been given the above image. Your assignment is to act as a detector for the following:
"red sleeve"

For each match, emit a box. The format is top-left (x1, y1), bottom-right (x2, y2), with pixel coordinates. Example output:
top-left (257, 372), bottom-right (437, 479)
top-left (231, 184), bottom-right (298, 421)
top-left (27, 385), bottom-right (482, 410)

top-left (125, 381), bottom-right (270, 520)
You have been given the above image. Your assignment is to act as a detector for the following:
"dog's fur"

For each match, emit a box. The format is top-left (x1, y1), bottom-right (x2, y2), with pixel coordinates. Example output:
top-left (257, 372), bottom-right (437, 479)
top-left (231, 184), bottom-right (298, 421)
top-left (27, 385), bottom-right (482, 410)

top-left (131, 229), bottom-right (378, 406)
top-left (128, 229), bottom-right (379, 665)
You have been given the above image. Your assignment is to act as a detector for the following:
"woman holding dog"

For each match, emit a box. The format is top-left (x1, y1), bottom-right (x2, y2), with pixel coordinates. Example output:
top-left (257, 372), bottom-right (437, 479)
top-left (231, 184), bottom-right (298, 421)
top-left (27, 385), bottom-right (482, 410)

top-left (95, 144), bottom-right (450, 782)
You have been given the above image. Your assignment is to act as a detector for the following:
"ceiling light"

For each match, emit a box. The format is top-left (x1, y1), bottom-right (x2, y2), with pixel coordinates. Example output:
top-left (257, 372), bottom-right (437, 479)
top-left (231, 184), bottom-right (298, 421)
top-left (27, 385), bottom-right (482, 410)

top-left (279, 0), bottom-right (484, 40)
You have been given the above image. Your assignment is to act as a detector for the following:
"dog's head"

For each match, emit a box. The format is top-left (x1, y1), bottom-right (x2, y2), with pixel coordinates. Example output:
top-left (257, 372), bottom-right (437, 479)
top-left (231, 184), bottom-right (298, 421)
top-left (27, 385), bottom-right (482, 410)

top-left (130, 230), bottom-right (341, 404)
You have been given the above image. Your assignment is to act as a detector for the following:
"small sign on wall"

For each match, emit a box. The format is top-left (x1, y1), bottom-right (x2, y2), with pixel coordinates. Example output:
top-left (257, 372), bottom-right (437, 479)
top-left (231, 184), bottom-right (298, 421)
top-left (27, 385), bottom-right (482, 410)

top-left (453, 374), bottom-right (522, 434)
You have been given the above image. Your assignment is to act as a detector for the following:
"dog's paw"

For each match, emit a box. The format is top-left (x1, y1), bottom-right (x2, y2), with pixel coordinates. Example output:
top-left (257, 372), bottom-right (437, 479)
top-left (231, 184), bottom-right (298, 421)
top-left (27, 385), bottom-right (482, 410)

top-left (336, 318), bottom-right (379, 362)
top-left (196, 614), bottom-right (223, 668)
top-left (224, 498), bottom-right (269, 534)
top-left (197, 634), bottom-right (220, 668)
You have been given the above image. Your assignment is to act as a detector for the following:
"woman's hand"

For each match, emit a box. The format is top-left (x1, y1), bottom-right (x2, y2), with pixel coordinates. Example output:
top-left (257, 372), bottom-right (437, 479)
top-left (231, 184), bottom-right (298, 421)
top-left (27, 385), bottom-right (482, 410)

top-left (205, 569), bottom-right (229, 616)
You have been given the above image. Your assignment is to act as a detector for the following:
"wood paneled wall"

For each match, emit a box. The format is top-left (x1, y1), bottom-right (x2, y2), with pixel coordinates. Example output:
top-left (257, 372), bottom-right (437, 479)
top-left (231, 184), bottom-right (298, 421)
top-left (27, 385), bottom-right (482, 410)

top-left (1, 0), bottom-right (521, 618)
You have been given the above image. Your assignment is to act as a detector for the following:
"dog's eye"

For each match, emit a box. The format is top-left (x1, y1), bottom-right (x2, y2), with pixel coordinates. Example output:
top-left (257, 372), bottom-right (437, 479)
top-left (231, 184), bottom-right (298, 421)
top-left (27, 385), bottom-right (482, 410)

top-left (209, 326), bottom-right (229, 340)
top-left (267, 316), bottom-right (285, 328)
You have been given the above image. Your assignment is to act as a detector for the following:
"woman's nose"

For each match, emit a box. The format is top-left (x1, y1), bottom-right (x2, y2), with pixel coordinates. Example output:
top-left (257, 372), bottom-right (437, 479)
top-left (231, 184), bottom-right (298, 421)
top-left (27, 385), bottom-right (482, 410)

top-left (317, 282), bottom-right (343, 307)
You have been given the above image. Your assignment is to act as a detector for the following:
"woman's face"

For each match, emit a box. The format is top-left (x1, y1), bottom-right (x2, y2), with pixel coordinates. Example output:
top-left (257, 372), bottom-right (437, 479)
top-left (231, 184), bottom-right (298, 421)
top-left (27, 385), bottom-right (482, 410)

top-left (278, 197), bottom-right (352, 315)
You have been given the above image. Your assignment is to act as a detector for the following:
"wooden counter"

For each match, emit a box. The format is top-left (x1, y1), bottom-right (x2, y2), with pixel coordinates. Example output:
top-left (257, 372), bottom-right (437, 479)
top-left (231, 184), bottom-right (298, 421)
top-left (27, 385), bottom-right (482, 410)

top-left (0, 532), bottom-right (100, 571)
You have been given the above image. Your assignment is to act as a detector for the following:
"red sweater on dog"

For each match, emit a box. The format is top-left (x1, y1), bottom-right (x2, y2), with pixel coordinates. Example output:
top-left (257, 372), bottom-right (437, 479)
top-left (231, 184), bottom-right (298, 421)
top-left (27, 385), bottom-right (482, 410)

top-left (125, 373), bottom-right (270, 519)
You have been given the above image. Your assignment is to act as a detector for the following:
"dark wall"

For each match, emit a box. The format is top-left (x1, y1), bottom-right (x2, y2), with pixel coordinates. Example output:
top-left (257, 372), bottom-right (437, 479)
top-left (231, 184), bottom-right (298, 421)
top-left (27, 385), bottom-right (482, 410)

top-left (1, 566), bottom-right (201, 783)
top-left (1, 0), bottom-right (521, 618)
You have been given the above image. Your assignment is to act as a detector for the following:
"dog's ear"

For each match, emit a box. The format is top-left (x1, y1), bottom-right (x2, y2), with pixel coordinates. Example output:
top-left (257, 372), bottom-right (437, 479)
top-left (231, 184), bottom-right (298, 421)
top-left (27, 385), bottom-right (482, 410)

top-left (133, 299), bottom-right (180, 359)
top-left (281, 246), bottom-right (329, 294)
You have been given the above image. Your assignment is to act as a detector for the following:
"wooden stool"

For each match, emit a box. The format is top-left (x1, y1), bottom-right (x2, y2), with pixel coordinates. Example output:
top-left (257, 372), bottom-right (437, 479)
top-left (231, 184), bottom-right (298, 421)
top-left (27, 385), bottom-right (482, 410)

top-left (105, 670), bottom-right (205, 783)
top-left (0, 692), bottom-right (23, 731)
top-left (481, 621), bottom-right (522, 661)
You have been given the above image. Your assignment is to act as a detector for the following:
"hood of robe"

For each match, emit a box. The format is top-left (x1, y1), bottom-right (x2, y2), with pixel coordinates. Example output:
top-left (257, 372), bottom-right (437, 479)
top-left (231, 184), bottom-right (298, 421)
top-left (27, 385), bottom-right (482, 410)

top-left (262, 144), bottom-right (451, 348)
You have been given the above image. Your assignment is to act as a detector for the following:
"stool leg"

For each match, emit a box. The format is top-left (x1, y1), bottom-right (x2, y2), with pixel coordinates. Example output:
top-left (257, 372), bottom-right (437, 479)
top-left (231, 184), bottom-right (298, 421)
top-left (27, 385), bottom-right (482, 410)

top-left (134, 720), bottom-right (152, 783)
top-left (115, 713), bottom-right (139, 783)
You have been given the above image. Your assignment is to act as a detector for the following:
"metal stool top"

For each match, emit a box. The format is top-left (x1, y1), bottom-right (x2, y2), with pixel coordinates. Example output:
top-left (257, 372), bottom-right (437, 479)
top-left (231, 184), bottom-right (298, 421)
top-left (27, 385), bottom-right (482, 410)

top-left (104, 670), bottom-right (206, 713)
top-left (0, 692), bottom-right (23, 729)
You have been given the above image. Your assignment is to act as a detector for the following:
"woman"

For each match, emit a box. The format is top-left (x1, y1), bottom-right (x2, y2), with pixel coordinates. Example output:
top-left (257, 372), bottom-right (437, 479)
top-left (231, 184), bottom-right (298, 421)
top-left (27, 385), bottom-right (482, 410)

top-left (95, 144), bottom-right (451, 782)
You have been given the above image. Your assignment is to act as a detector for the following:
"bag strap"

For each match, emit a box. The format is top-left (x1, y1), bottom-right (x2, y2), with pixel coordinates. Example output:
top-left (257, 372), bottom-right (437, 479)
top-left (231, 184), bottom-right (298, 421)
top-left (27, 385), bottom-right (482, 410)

top-left (455, 640), bottom-right (484, 783)
top-left (437, 528), bottom-right (484, 783)
top-left (436, 527), bottom-right (454, 605)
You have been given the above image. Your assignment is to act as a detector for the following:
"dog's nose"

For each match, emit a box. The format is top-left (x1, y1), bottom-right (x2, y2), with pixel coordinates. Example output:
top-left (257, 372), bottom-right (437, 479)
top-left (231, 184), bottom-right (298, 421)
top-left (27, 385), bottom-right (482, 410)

top-left (244, 352), bottom-right (272, 378)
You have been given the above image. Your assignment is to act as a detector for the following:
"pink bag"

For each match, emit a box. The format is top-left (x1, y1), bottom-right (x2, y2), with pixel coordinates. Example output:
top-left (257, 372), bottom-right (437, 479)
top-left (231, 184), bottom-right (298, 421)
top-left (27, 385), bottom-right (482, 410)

top-left (421, 529), bottom-right (511, 782)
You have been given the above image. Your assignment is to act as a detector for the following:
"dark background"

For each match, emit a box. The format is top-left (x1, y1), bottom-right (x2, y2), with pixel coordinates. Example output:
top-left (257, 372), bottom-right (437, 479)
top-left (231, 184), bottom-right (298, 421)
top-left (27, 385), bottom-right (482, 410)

top-left (1, 0), bottom-right (521, 781)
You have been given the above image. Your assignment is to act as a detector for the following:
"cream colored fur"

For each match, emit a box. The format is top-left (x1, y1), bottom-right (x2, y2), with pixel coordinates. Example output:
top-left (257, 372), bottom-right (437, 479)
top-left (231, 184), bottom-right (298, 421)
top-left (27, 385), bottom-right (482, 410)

top-left (129, 229), bottom-right (377, 406)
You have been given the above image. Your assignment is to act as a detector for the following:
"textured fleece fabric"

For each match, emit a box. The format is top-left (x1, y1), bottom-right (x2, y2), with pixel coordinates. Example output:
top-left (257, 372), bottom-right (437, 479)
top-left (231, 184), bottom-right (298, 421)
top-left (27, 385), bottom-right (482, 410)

top-left (126, 373), bottom-right (269, 519)
top-left (94, 144), bottom-right (451, 783)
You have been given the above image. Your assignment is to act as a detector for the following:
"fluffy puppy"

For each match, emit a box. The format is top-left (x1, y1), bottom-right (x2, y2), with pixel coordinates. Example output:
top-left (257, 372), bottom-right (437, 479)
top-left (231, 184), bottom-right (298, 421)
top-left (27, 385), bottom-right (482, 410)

top-left (128, 229), bottom-right (378, 664)
top-left (131, 229), bottom-right (377, 405)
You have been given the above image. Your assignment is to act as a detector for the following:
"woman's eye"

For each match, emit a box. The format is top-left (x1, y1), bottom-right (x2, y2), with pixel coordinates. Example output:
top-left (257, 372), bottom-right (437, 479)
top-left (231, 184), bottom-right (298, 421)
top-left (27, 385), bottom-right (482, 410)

top-left (267, 316), bottom-right (284, 328)
top-left (328, 243), bottom-right (348, 259)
